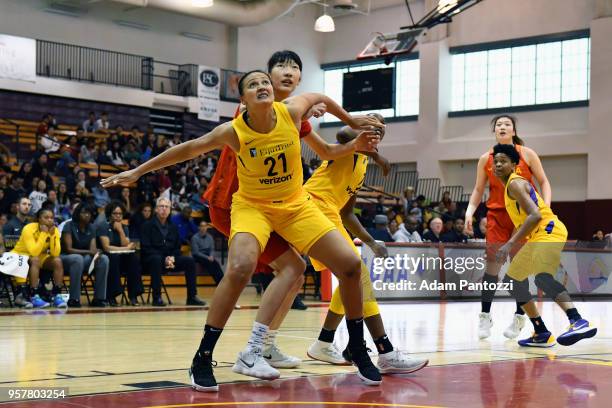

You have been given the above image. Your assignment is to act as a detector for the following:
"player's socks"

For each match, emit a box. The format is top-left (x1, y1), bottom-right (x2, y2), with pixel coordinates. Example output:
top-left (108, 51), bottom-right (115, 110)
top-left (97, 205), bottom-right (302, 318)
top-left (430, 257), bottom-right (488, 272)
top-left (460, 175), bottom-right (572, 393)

top-left (530, 316), bottom-right (548, 334)
top-left (346, 317), bottom-right (381, 385)
top-left (374, 335), bottom-right (394, 354)
top-left (565, 308), bottom-right (582, 323)
top-left (480, 274), bottom-right (498, 314)
top-left (190, 325), bottom-right (223, 392)
top-left (246, 321), bottom-right (268, 354)
top-left (318, 327), bottom-right (336, 343)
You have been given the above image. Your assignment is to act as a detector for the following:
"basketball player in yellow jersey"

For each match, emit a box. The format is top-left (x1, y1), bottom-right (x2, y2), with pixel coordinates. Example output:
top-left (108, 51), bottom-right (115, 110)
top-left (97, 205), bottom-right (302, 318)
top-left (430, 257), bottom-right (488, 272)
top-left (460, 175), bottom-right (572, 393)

top-left (305, 122), bottom-right (429, 374)
top-left (102, 70), bottom-right (385, 388)
top-left (493, 143), bottom-right (597, 347)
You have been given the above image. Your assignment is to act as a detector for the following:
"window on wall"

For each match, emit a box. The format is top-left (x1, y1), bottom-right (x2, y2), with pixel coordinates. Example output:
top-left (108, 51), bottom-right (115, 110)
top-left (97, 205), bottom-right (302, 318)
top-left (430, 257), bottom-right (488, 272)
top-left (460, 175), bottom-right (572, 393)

top-left (322, 57), bottom-right (420, 122)
top-left (451, 33), bottom-right (590, 113)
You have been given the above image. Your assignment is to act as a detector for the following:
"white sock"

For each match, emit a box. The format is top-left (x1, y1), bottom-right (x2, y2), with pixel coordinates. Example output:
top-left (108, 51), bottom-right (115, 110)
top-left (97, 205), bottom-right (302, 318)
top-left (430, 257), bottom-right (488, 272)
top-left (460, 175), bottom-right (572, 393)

top-left (246, 321), bottom-right (269, 354)
top-left (264, 329), bottom-right (278, 350)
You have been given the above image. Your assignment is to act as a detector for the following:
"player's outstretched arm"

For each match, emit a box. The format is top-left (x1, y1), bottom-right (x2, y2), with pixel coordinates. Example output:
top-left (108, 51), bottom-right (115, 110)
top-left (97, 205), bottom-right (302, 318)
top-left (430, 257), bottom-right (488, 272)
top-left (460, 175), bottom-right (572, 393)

top-left (101, 123), bottom-right (236, 188)
top-left (284, 93), bottom-right (384, 131)
top-left (340, 195), bottom-right (388, 258)
top-left (303, 129), bottom-right (380, 160)
top-left (361, 151), bottom-right (391, 176)
top-left (506, 179), bottom-right (542, 245)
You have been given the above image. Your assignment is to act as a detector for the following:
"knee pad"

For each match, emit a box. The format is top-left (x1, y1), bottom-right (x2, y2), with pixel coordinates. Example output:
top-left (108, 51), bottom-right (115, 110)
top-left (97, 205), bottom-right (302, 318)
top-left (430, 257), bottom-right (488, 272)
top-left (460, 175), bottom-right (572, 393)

top-left (503, 275), bottom-right (531, 303)
top-left (534, 273), bottom-right (566, 300)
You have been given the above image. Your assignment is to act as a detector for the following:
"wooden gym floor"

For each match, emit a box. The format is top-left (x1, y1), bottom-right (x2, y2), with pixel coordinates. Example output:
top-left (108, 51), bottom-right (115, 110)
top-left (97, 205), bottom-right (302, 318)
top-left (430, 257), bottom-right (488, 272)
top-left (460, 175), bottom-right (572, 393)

top-left (0, 286), bottom-right (610, 407)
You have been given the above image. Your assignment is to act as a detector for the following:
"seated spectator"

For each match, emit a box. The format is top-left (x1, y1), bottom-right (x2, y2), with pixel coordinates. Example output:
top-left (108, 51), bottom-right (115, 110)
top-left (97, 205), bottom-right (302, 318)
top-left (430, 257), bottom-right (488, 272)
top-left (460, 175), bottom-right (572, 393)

top-left (3, 197), bottom-right (31, 237)
top-left (389, 219), bottom-right (399, 237)
top-left (92, 185), bottom-right (111, 210)
top-left (0, 214), bottom-right (7, 231)
top-left (11, 208), bottom-right (66, 308)
top-left (422, 217), bottom-right (443, 243)
top-left (41, 126), bottom-right (61, 154)
top-left (80, 140), bottom-right (98, 164)
top-left (122, 140), bottom-right (141, 166)
top-left (140, 197), bottom-right (205, 306)
top-left (441, 218), bottom-right (469, 243)
top-left (138, 173), bottom-right (159, 204)
top-left (61, 204), bottom-right (109, 307)
top-left (367, 214), bottom-right (393, 242)
top-left (129, 202), bottom-right (153, 240)
top-left (408, 203), bottom-right (422, 225)
top-left (168, 133), bottom-right (182, 147)
top-left (36, 114), bottom-right (50, 138)
top-left (189, 185), bottom-right (207, 212)
top-left (191, 221), bottom-right (224, 286)
top-left (18, 162), bottom-right (34, 192)
top-left (5, 176), bottom-right (27, 210)
top-left (106, 141), bottom-right (126, 167)
top-left (31, 154), bottom-right (49, 180)
top-left (393, 216), bottom-right (422, 243)
top-left (0, 188), bottom-right (9, 216)
top-left (441, 213), bottom-right (454, 234)
top-left (375, 195), bottom-right (386, 215)
top-left (119, 187), bottom-right (133, 214)
top-left (593, 229), bottom-right (605, 241)
top-left (83, 112), bottom-right (97, 133)
top-left (40, 168), bottom-right (54, 190)
top-left (171, 205), bottom-right (198, 245)
top-left (95, 112), bottom-right (110, 132)
top-left (57, 183), bottom-right (71, 219)
top-left (29, 179), bottom-right (48, 214)
top-left (97, 201), bottom-right (143, 306)
top-left (474, 217), bottom-right (487, 240)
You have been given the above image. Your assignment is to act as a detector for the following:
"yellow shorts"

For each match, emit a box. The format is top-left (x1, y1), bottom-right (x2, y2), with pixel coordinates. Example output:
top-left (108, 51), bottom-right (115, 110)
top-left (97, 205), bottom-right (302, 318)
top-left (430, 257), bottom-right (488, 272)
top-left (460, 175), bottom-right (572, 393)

top-left (230, 191), bottom-right (335, 254)
top-left (507, 220), bottom-right (568, 281)
top-left (308, 195), bottom-right (375, 303)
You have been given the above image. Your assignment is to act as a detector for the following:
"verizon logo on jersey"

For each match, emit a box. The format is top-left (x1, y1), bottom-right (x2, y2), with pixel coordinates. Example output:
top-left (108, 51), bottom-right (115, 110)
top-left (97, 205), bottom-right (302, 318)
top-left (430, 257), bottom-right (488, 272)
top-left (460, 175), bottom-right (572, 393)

top-left (259, 173), bottom-right (293, 185)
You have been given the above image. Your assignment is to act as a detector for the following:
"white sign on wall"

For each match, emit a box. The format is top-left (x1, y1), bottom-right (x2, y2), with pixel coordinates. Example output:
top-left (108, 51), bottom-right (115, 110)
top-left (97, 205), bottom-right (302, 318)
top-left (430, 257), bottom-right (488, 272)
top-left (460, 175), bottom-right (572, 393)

top-left (197, 65), bottom-right (220, 122)
top-left (0, 34), bottom-right (36, 82)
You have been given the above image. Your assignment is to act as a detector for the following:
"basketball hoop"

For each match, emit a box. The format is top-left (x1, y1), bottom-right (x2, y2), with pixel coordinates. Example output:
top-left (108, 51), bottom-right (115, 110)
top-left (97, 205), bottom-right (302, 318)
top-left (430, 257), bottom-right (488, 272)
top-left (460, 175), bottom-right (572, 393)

top-left (357, 28), bottom-right (423, 61)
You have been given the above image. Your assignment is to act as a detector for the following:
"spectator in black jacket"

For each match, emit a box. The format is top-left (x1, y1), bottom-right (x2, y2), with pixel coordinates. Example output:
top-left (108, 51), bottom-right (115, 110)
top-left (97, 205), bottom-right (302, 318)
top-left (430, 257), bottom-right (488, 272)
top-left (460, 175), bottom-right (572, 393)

top-left (422, 217), bottom-right (443, 243)
top-left (441, 218), bottom-right (469, 243)
top-left (140, 197), bottom-right (205, 307)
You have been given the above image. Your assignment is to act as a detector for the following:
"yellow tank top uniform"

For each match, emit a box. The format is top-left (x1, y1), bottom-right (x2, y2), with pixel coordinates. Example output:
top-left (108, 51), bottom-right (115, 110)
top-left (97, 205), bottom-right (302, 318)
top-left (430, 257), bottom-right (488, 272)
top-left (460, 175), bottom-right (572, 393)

top-left (504, 173), bottom-right (567, 242)
top-left (232, 101), bottom-right (303, 203)
top-left (228, 101), bottom-right (335, 254)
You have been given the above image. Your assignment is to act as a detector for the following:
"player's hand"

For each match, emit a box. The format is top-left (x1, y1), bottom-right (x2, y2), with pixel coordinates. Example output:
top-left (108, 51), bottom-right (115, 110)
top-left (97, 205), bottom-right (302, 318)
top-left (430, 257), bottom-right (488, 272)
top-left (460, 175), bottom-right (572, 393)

top-left (496, 243), bottom-right (511, 263)
top-left (304, 103), bottom-right (327, 120)
top-left (464, 218), bottom-right (474, 236)
top-left (369, 241), bottom-right (388, 258)
top-left (100, 169), bottom-right (140, 188)
top-left (128, 242), bottom-right (137, 250)
top-left (353, 130), bottom-right (380, 152)
top-left (348, 115), bottom-right (385, 131)
top-left (39, 224), bottom-right (50, 233)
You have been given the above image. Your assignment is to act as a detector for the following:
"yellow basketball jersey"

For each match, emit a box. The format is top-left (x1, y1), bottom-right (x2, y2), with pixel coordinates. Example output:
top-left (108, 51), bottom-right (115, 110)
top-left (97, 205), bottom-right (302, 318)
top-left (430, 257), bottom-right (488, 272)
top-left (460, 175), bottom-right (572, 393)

top-left (504, 173), bottom-right (561, 239)
top-left (232, 101), bottom-right (303, 202)
top-left (305, 152), bottom-right (369, 210)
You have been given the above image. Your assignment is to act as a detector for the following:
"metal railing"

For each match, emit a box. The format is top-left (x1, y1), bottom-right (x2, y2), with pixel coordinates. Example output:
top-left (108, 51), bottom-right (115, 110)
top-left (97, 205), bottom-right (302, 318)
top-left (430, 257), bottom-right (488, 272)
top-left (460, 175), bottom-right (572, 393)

top-left (37, 40), bottom-right (152, 90)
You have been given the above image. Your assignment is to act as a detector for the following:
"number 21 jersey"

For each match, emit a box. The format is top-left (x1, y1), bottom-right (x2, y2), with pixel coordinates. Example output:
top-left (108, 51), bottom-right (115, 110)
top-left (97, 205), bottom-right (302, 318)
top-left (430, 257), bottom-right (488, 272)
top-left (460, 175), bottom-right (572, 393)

top-left (232, 101), bottom-right (303, 202)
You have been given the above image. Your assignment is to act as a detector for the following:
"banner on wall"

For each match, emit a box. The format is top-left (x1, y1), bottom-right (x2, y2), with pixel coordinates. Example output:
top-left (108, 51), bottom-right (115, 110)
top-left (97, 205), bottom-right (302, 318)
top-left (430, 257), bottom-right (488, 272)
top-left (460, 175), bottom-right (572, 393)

top-left (0, 34), bottom-right (36, 82)
top-left (197, 65), bottom-right (220, 122)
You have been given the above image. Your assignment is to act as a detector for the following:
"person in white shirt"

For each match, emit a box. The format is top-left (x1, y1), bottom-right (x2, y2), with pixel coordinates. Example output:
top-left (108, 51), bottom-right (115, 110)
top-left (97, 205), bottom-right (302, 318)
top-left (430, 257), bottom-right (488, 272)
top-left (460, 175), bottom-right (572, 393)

top-left (40, 127), bottom-right (61, 154)
top-left (83, 112), bottom-right (97, 133)
top-left (95, 112), bottom-right (110, 132)
top-left (29, 179), bottom-right (48, 214)
top-left (392, 216), bottom-right (422, 243)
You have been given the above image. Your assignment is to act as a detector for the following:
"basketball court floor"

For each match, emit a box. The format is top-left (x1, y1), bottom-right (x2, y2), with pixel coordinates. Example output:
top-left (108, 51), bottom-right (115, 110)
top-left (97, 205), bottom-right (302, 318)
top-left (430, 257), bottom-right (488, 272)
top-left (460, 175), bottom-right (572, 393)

top-left (0, 287), bottom-right (610, 407)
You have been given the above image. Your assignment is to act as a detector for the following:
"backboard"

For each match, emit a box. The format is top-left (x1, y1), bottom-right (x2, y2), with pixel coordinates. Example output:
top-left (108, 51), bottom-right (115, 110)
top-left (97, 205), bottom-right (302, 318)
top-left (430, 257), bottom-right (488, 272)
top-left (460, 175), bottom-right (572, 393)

top-left (357, 28), bottom-right (423, 61)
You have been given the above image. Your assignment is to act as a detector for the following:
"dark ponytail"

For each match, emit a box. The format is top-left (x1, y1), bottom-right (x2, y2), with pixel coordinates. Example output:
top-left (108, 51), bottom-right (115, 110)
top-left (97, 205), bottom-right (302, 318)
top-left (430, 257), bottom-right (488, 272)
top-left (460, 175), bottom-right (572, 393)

top-left (491, 114), bottom-right (524, 146)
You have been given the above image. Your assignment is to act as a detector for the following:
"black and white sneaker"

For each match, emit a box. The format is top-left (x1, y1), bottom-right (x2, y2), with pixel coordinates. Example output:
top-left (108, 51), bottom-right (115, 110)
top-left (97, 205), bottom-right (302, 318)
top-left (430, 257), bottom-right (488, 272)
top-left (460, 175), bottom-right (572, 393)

top-left (189, 351), bottom-right (219, 392)
top-left (348, 343), bottom-right (382, 386)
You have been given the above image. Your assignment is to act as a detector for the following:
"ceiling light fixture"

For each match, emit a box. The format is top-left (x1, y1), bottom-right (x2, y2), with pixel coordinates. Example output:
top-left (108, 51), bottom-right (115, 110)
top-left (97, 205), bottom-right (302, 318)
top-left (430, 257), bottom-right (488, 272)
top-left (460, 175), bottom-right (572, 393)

top-left (437, 0), bottom-right (459, 13)
top-left (192, 0), bottom-right (214, 7)
top-left (314, 2), bottom-right (335, 32)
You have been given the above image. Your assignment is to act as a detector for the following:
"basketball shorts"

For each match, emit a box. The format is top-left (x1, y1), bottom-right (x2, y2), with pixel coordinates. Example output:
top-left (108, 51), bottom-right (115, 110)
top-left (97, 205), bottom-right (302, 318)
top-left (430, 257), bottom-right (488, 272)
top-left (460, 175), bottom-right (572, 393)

top-left (209, 206), bottom-right (290, 271)
top-left (230, 191), bottom-right (335, 255)
top-left (307, 194), bottom-right (376, 305)
top-left (506, 219), bottom-right (568, 281)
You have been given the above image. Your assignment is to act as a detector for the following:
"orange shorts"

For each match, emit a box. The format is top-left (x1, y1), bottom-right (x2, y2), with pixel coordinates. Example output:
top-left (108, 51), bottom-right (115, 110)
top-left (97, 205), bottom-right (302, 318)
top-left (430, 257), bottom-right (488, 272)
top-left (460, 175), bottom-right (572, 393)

top-left (486, 209), bottom-right (524, 259)
top-left (209, 206), bottom-right (290, 269)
